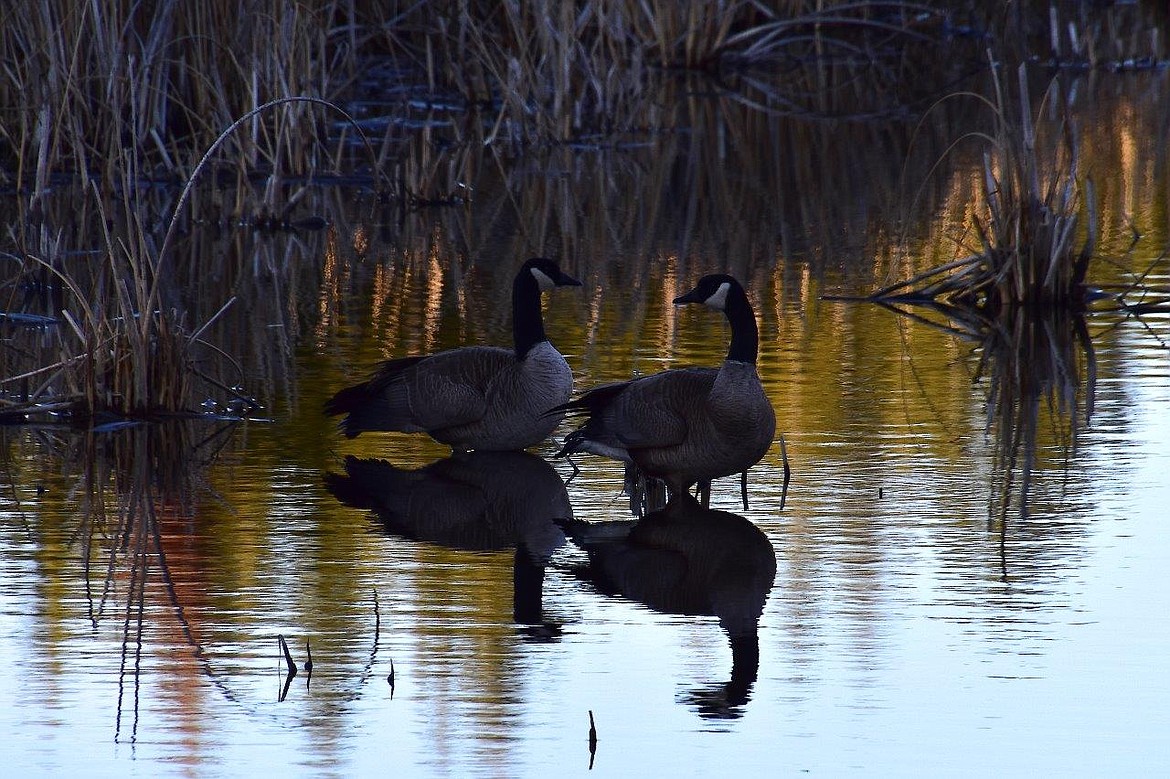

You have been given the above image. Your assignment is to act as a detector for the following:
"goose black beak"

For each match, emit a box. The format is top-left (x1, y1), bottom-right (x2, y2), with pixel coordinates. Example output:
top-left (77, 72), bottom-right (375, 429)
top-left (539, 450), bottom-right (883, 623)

top-left (558, 272), bottom-right (583, 287)
top-left (673, 287), bottom-right (704, 305)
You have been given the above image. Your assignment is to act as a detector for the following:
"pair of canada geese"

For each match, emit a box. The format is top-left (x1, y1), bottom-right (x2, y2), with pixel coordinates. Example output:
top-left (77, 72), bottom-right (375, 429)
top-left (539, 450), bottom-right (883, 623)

top-left (324, 257), bottom-right (776, 503)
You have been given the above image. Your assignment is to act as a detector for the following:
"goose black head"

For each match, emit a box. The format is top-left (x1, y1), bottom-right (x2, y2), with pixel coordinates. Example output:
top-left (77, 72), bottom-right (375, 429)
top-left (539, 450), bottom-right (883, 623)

top-left (673, 274), bottom-right (742, 311)
top-left (523, 257), bottom-right (583, 292)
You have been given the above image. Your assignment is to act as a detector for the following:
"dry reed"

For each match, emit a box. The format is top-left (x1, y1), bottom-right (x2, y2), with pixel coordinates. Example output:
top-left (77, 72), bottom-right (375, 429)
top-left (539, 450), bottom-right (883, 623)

top-left (2, 1), bottom-right (1163, 429)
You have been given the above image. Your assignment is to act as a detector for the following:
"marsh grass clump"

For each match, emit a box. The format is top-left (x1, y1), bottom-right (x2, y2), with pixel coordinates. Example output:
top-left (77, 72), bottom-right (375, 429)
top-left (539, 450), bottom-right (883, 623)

top-left (870, 62), bottom-right (1098, 313)
top-left (2, 96), bottom-right (379, 426)
top-left (3, 206), bottom-right (221, 424)
top-left (964, 65), bottom-right (1096, 311)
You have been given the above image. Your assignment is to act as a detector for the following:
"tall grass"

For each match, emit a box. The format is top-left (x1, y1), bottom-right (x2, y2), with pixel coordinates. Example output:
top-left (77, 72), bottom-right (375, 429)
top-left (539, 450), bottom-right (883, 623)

top-left (867, 62), bottom-right (1098, 312)
top-left (2, 95), bottom-right (381, 425)
top-left (2, 1), bottom-right (1164, 183)
top-left (2, 0), bottom-right (1164, 428)
top-left (0, 0), bottom-right (364, 189)
top-left (0, 0), bottom-right (977, 183)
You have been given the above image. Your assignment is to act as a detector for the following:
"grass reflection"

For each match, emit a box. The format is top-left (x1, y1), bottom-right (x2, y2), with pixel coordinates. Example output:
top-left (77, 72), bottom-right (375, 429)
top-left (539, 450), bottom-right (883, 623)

top-left (52, 422), bottom-right (231, 741)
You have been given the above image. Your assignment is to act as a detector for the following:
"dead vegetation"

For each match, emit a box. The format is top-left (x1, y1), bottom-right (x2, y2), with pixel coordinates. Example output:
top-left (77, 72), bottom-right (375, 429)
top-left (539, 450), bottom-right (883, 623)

top-left (1, 1), bottom-right (1166, 430)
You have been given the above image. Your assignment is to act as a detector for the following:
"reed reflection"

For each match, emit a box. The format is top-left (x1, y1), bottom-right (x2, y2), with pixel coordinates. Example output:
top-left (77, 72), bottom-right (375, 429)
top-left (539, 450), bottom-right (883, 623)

top-left (324, 450), bottom-right (571, 631)
top-left (563, 492), bottom-right (776, 719)
top-left (873, 296), bottom-right (1097, 530)
top-left (976, 306), bottom-right (1096, 526)
top-left (17, 420), bottom-right (242, 743)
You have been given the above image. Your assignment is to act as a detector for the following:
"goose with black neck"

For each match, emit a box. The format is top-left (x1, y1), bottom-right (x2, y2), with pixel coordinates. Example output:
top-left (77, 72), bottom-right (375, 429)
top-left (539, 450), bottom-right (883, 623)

top-left (554, 273), bottom-right (775, 507)
top-left (325, 257), bottom-right (582, 452)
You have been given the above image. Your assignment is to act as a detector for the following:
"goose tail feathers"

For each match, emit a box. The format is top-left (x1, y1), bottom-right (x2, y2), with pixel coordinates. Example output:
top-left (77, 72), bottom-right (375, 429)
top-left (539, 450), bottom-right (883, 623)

top-left (324, 357), bottom-right (424, 438)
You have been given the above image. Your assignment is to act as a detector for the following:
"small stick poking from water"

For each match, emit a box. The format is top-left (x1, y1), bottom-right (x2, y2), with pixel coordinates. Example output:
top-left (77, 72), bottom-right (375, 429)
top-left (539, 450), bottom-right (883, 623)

top-left (779, 435), bottom-right (791, 511)
top-left (373, 587), bottom-right (381, 635)
top-left (588, 710), bottom-right (598, 769)
top-left (304, 639), bottom-right (314, 672)
top-left (388, 658), bottom-right (395, 699)
top-left (277, 635), bottom-right (298, 702)
top-left (277, 635), bottom-right (297, 677)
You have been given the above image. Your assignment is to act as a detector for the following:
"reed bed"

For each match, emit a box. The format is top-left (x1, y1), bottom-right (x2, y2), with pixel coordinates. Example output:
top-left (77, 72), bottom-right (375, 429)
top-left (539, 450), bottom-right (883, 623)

top-left (2, 0), bottom-right (1165, 428)
top-left (2, 1), bottom-right (1163, 183)
top-left (0, 0), bottom-right (363, 188)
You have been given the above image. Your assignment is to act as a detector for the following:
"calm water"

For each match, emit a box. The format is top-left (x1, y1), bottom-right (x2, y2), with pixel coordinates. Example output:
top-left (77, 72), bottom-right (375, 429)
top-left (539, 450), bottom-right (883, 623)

top-left (3, 76), bottom-right (1170, 777)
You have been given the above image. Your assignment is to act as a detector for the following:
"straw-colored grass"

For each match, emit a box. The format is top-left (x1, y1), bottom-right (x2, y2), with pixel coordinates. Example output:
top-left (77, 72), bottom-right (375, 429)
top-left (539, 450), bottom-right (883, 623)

top-left (1, 1), bottom-right (1164, 429)
top-left (865, 61), bottom-right (1098, 313)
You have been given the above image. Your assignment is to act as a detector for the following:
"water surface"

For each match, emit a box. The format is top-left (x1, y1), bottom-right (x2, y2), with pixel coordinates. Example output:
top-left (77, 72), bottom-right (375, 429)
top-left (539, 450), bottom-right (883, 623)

top-left (2, 73), bottom-right (1170, 777)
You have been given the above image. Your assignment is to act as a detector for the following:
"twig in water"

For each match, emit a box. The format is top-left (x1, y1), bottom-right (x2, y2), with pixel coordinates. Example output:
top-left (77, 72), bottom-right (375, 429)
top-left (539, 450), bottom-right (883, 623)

top-left (277, 635), bottom-right (297, 676)
top-left (779, 435), bottom-right (791, 511)
top-left (388, 658), bottom-right (396, 699)
top-left (304, 639), bottom-right (314, 673)
top-left (588, 710), bottom-right (598, 770)
top-left (373, 587), bottom-right (381, 636)
top-left (277, 635), bottom-right (298, 702)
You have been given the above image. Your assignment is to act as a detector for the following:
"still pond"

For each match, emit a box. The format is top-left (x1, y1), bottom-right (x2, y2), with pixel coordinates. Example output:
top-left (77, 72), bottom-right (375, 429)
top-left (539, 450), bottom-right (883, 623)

top-left (2, 72), bottom-right (1169, 777)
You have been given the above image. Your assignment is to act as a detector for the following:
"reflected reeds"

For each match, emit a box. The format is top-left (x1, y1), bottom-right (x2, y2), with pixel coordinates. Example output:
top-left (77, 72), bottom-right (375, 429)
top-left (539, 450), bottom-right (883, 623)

top-left (868, 293), bottom-right (1098, 531)
top-left (21, 421), bottom-right (236, 741)
top-left (976, 307), bottom-right (1095, 527)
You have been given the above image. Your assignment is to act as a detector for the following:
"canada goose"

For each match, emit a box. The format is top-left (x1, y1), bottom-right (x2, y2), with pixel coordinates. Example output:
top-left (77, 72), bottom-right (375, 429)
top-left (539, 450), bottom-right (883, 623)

top-left (555, 273), bottom-right (775, 503)
top-left (562, 491), bottom-right (776, 716)
top-left (325, 257), bottom-right (582, 451)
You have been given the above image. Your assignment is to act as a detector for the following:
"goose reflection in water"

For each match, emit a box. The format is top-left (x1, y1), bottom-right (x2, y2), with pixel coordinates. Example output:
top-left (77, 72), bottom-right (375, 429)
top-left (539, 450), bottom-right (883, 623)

top-left (324, 450), bottom-right (571, 631)
top-left (563, 492), bottom-right (776, 719)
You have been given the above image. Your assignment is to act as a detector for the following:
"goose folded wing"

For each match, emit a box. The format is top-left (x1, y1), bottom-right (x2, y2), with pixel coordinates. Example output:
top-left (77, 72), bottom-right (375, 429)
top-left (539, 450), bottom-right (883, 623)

top-left (610, 368), bottom-right (716, 449)
top-left (407, 347), bottom-right (512, 430)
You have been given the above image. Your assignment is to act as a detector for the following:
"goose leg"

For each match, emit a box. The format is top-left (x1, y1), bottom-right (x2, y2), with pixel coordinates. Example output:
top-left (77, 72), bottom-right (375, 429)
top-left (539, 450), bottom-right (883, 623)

top-left (647, 478), bottom-right (667, 513)
top-left (562, 454), bottom-right (581, 486)
top-left (740, 470), bottom-right (749, 511)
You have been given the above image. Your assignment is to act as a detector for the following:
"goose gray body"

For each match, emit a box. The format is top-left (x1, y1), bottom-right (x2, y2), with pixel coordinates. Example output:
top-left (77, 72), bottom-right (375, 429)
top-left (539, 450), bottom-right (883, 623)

top-left (556, 274), bottom-right (775, 497)
top-left (325, 258), bottom-right (581, 452)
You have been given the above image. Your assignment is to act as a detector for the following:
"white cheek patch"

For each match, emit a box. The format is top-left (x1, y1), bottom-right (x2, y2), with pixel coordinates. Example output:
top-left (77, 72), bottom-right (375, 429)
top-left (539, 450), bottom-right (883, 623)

top-left (531, 267), bottom-right (556, 292)
top-left (705, 282), bottom-right (731, 310)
